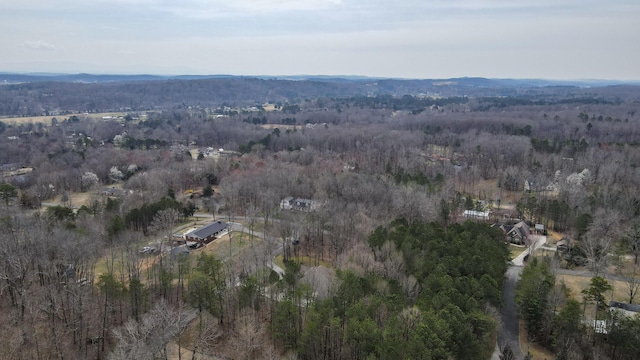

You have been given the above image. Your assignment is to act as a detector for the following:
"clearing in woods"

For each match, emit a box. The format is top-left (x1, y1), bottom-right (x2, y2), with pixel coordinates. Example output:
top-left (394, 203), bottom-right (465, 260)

top-left (0, 112), bottom-right (131, 125)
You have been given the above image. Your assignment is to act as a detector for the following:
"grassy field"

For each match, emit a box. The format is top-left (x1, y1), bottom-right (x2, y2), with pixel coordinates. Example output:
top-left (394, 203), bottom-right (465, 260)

top-left (197, 230), bottom-right (262, 263)
top-left (43, 191), bottom-right (94, 208)
top-left (556, 274), bottom-right (630, 306)
top-left (0, 114), bottom-right (78, 125)
top-left (92, 227), bottom-right (263, 283)
top-left (0, 112), bottom-right (131, 125)
top-left (234, 219), bottom-right (269, 235)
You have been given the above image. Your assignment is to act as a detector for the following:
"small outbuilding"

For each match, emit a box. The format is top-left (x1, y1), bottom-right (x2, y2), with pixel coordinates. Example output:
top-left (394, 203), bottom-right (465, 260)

top-left (463, 210), bottom-right (491, 220)
top-left (556, 239), bottom-right (569, 251)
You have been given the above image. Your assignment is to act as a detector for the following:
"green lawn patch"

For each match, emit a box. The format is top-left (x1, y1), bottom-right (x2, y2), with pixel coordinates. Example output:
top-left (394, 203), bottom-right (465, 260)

top-left (509, 244), bottom-right (526, 259)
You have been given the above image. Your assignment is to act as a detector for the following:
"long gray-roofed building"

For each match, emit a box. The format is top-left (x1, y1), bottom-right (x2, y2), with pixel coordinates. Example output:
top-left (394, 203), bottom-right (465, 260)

top-left (185, 221), bottom-right (228, 245)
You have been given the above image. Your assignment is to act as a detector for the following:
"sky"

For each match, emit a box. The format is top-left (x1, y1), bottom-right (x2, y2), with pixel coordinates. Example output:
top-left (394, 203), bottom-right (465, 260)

top-left (1, 0), bottom-right (639, 80)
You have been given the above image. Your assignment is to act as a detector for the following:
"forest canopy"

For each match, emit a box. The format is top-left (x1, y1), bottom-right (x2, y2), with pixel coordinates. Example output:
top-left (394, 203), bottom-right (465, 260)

top-left (1, 76), bottom-right (640, 359)
top-left (282, 220), bottom-right (509, 360)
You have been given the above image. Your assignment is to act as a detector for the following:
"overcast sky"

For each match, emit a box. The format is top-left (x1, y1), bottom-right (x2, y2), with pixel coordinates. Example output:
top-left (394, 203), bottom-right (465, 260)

top-left (1, 0), bottom-right (639, 79)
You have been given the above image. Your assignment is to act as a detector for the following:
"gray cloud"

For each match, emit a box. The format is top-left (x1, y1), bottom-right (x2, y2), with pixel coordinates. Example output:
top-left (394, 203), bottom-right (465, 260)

top-left (22, 40), bottom-right (55, 50)
top-left (1, 0), bottom-right (638, 79)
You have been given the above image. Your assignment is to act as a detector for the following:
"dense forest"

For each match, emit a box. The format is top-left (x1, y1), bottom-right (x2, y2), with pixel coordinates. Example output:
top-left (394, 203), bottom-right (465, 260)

top-left (1, 77), bottom-right (640, 359)
top-left (1, 75), bottom-right (639, 117)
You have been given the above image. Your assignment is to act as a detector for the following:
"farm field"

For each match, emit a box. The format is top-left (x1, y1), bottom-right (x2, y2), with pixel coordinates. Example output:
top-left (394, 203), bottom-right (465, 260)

top-left (0, 112), bottom-right (132, 125)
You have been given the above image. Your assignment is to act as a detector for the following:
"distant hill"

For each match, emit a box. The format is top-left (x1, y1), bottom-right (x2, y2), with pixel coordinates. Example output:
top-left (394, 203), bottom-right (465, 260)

top-left (0, 72), bottom-right (229, 84)
top-left (1, 72), bottom-right (637, 87)
top-left (0, 73), bottom-right (639, 116)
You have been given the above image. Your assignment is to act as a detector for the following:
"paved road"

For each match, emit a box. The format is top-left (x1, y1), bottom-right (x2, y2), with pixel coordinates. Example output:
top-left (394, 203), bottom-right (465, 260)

top-left (497, 264), bottom-right (525, 359)
top-left (492, 234), bottom-right (630, 360)
top-left (494, 235), bottom-right (547, 359)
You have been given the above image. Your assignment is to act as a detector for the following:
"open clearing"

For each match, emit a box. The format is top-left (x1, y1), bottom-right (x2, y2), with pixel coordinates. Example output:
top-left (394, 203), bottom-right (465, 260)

top-left (42, 191), bottom-right (94, 208)
top-left (195, 230), bottom-right (262, 263)
top-left (0, 114), bottom-right (79, 125)
top-left (92, 224), bottom-right (262, 284)
top-left (557, 274), bottom-right (630, 306)
top-left (0, 112), bottom-right (129, 125)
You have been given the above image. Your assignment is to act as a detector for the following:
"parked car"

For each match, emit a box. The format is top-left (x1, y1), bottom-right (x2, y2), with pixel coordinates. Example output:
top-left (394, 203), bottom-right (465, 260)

top-left (139, 246), bottom-right (157, 254)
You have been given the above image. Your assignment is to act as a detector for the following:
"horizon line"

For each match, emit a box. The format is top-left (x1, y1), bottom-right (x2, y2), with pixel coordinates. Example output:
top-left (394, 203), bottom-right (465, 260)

top-left (1, 72), bottom-right (639, 84)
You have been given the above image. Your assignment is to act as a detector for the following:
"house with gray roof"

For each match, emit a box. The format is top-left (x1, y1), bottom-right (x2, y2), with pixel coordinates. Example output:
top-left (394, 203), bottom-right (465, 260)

top-left (493, 221), bottom-right (530, 245)
top-left (609, 301), bottom-right (640, 318)
top-left (184, 221), bottom-right (228, 245)
top-left (507, 221), bottom-right (530, 245)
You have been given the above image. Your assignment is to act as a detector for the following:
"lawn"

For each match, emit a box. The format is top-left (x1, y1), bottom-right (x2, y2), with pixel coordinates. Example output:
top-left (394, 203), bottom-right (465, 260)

top-left (509, 244), bottom-right (526, 259)
top-left (556, 274), bottom-right (630, 306)
top-left (43, 191), bottom-right (94, 208)
top-left (194, 230), bottom-right (262, 263)
top-left (92, 228), bottom-right (264, 288)
top-left (236, 219), bottom-right (269, 235)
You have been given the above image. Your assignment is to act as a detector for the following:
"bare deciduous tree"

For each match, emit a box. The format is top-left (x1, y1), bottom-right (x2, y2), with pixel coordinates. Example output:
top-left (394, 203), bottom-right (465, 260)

top-left (151, 208), bottom-right (180, 263)
top-left (623, 264), bottom-right (640, 304)
top-left (582, 209), bottom-right (622, 276)
top-left (109, 300), bottom-right (196, 360)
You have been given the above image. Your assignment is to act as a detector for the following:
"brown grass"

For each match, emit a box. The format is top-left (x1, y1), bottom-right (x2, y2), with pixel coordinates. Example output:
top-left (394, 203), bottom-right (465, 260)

top-left (547, 230), bottom-right (564, 242)
top-left (0, 112), bottom-right (128, 125)
top-left (191, 230), bottom-right (262, 263)
top-left (456, 178), bottom-right (522, 210)
top-left (0, 115), bottom-right (69, 125)
top-left (45, 192), bottom-right (94, 208)
top-left (557, 274), bottom-right (631, 307)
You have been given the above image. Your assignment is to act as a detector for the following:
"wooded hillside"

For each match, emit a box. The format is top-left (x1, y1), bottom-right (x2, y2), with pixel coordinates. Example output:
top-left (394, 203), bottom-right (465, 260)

top-left (1, 77), bottom-right (640, 359)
